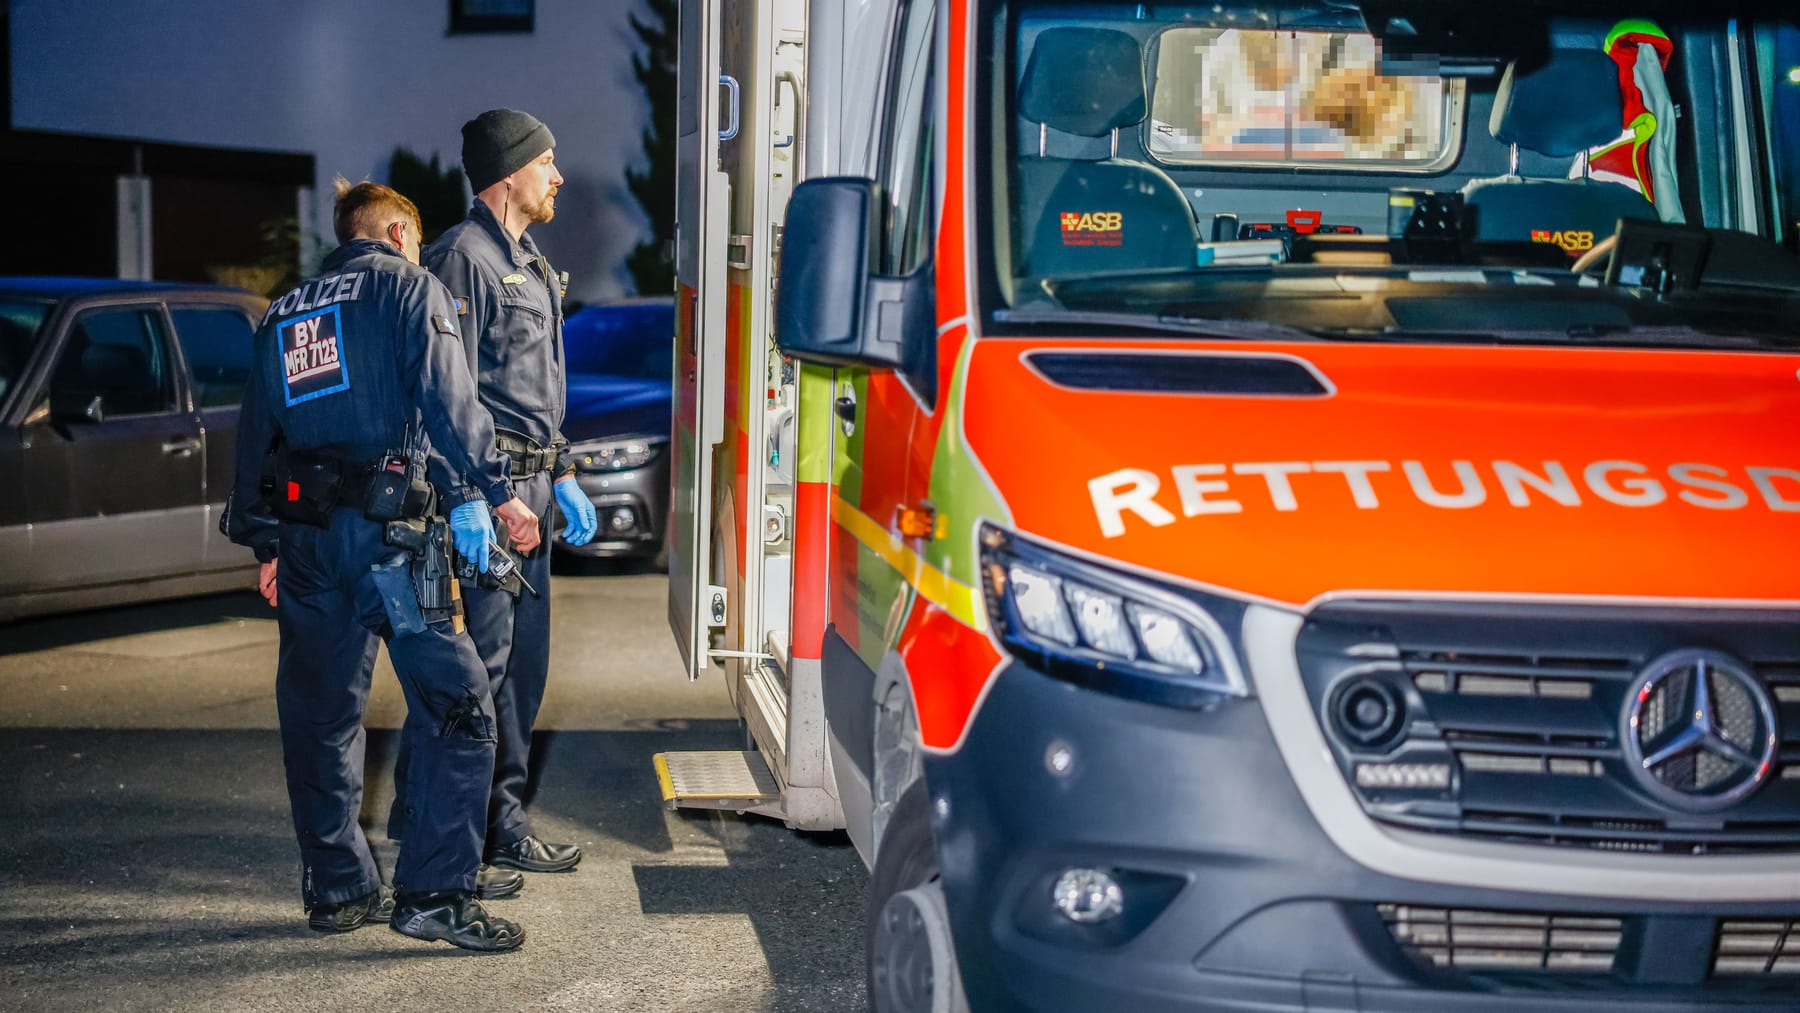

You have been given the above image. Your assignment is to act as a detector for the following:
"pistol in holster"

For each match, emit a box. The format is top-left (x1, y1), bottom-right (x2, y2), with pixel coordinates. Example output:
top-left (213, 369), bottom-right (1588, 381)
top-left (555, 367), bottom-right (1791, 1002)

top-left (382, 517), bottom-right (465, 631)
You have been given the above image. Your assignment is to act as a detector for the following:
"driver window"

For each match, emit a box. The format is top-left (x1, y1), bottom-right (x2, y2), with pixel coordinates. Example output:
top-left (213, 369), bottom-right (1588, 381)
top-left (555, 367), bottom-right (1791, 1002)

top-left (878, 0), bottom-right (937, 276)
top-left (51, 307), bottom-right (177, 417)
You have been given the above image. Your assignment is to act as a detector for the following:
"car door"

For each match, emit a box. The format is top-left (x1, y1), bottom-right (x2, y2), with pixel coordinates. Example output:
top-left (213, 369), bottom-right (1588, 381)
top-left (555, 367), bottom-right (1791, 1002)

top-left (19, 301), bottom-right (206, 592)
top-left (166, 299), bottom-right (261, 570)
top-left (0, 295), bottom-right (58, 599)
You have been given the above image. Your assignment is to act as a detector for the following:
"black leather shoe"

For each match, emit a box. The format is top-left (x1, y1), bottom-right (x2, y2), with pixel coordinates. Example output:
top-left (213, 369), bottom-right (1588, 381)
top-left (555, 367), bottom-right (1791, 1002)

top-left (475, 863), bottom-right (523, 899)
top-left (488, 834), bottom-right (581, 873)
top-left (389, 892), bottom-right (524, 952)
top-left (307, 884), bottom-right (394, 932)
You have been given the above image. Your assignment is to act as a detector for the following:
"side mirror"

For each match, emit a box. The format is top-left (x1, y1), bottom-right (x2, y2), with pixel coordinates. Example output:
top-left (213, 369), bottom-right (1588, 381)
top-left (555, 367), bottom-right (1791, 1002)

top-left (50, 390), bottom-right (106, 425)
top-left (775, 177), bottom-right (932, 379)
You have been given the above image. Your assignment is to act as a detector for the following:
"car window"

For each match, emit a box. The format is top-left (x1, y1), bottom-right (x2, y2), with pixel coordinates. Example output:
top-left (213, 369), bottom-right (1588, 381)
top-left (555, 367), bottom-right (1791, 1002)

top-left (170, 306), bottom-right (256, 407)
top-left (51, 306), bottom-right (178, 417)
top-left (0, 299), bottom-right (53, 403)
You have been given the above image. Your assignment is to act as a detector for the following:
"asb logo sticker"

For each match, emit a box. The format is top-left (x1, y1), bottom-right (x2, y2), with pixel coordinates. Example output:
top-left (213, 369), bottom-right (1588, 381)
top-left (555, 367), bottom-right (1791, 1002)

top-left (1061, 211), bottom-right (1124, 248)
top-left (1531, 229), bottom-right (1596, 255)
top-left (280, 306), bottom-right (349, 406)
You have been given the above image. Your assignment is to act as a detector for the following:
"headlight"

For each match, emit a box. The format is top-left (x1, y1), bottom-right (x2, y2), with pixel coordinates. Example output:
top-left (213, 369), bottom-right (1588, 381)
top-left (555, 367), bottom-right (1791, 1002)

top-left (571, 438), bottom-right (662, 472)
top-left (980, 525), bottom-right (1246, 708)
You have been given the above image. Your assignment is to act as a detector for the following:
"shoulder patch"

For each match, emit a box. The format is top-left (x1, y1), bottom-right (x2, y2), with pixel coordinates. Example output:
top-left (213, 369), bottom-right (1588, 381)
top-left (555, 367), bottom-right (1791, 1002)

top-left (451, 296), bottom-right (469, 316)
top-left (500, 273), bottom-right (527, 286)
top-left (432, 314), bottom-right (457, 336)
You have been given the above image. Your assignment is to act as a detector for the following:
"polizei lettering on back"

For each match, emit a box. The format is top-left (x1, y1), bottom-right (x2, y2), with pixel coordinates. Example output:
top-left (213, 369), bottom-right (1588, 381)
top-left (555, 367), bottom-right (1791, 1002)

top-left (262, 271), bottom-right (367, 325)
top-left (1087, 460), bottom-right (1800, 537)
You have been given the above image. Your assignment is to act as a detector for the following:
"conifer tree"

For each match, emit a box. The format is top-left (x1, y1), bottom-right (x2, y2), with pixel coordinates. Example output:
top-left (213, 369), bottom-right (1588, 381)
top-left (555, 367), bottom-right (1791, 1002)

top-left (625, 0), bottom-right (678, 294)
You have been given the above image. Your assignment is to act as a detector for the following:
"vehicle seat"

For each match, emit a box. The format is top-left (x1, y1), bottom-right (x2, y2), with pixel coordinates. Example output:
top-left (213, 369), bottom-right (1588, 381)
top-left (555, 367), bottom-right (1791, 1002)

top-left (1462, 49), bottom-right (1655, 254)
top-left (1014, 27), bottom-right (1200, 278)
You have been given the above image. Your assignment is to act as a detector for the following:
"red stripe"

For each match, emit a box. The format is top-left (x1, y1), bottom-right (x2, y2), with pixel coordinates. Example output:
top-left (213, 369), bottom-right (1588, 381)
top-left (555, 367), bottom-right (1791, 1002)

top-left (791, 480), bottom-right (831, 659)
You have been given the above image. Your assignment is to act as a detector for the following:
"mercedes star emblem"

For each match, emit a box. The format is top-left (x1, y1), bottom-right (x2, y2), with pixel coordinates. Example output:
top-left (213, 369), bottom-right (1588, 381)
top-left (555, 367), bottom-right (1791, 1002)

top-left (1622, 649), bottom-right (1780, 813)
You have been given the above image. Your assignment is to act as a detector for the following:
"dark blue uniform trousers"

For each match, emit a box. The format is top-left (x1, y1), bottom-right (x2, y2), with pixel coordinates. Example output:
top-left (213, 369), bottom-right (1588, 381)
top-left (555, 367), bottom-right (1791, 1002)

top-left (464, 470), bottom-right (554, 847)
top-left (388, 470), bottom-right (552, 849)
top-left (277, 509), bottom-right (495, 907)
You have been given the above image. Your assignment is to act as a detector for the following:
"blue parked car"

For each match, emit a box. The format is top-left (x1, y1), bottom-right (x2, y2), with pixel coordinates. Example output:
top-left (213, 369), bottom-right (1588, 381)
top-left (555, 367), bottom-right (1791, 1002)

top-left (552, 296), bottom-right (673, 562)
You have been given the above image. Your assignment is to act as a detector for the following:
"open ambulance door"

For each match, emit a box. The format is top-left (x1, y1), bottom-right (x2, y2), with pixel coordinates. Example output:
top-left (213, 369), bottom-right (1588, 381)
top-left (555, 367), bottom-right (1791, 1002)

top-left (659, 0), bottom-right (830, 825)
top-left (669, 0), bottom-right (730, 679)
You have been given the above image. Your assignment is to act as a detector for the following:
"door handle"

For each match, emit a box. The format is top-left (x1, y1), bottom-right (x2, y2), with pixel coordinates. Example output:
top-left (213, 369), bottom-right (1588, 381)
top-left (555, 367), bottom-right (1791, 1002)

top-left (773, 71), bottom-right (802, 150)
top-left (161, 436), bottom-right (201, 457)
top-left (718, 75), bottom-right (741, 142)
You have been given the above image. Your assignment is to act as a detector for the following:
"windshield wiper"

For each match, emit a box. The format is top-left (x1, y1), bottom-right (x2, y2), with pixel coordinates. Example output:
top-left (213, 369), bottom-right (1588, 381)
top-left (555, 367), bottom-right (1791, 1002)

top-left (993, 307), bottom-right (1325, 342)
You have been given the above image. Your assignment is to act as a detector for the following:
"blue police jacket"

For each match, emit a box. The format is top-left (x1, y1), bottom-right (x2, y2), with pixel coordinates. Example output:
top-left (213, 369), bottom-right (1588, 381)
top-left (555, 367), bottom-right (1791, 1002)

top-left (226, 238), bottom-right (516, 562)
top-left (425, 200), bottom-right (570, 507)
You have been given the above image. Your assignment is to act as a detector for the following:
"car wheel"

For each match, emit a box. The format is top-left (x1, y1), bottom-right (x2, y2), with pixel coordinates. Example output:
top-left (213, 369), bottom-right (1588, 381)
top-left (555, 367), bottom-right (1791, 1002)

top-left (868, 784), bottom-right (969, 1013)
top-left (651, 536), bottom-right (669, 572)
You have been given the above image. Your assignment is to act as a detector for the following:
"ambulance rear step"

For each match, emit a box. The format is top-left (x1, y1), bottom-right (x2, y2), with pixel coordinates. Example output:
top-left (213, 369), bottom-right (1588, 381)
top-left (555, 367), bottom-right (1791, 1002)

top-left (653, 750), bottom-right (784, 818)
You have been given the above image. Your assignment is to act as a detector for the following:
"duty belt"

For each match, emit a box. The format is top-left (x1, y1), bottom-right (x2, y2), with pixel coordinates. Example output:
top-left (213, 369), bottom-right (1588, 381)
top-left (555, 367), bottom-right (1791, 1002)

top-left (495, 432), bottom-right (561, 477)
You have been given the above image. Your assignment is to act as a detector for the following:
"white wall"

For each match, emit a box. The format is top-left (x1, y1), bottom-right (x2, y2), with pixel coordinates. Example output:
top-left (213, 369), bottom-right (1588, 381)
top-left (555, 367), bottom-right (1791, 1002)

top-left (11, 0), bottom-right (655, 302)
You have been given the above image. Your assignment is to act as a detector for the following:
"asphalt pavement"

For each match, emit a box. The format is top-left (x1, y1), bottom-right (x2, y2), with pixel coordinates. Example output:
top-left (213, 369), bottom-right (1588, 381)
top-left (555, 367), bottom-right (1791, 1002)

top-left (0, 561), bottom-right (867, 1012)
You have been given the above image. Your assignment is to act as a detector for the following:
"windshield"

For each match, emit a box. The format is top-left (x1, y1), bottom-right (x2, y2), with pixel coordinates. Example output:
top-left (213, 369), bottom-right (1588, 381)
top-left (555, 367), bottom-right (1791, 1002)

top-left (0, 299), bottom-right (53, 401)
top-left (984, 1), bottom-right (1800, 349)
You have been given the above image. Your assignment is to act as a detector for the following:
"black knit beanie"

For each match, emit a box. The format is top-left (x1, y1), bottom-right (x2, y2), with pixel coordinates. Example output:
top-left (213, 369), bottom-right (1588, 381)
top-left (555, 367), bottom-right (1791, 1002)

top-left (461, 108), bottom-right (556, 194)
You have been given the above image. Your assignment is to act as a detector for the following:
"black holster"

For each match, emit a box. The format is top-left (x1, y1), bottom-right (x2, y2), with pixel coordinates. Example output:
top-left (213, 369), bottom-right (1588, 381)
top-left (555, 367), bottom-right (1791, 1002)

top-left (382, 517), bottom-right (463, 624)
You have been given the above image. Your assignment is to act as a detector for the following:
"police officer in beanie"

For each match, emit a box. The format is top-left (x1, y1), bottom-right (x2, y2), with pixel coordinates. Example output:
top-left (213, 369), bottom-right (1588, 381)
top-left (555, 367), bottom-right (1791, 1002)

top-left (230, 179), bottom-right (541, 950)
top-left (391, 109), bottom-right (597, 874)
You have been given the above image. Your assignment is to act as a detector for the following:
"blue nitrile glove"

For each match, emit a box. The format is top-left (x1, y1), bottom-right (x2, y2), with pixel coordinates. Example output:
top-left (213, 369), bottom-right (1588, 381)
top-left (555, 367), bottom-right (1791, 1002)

top-left (449, 501), bottom-right (496, 573)
top-left (554, 476), bottom-right (597, 546)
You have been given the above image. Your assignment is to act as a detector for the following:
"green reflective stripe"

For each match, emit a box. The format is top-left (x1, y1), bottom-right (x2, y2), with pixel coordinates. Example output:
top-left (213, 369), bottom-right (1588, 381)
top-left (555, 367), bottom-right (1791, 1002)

top-left (856, 539), bottom-right (904, 670)
top-left (795, 362), bottom-right (836, 485)
top-left (923, 337), bottom-right (1012, 589)
top-left (1605, 18), bottom-right (1669, 54)
top-left (834, 369), bottom-right (871, 504)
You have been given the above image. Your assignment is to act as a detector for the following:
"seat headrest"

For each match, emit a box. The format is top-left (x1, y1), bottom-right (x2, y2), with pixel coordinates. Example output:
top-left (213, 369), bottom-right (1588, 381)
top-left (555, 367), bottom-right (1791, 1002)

top-left (1020, 27), bottom-right (1147, 137)
top-left (1489, 49), bottom-right (1624, 157)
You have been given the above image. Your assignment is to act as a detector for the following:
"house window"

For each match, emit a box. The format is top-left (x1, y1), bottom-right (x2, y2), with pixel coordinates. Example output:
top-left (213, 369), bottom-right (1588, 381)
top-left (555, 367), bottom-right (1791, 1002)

top-left (450, 0), bottom-right (534, 34)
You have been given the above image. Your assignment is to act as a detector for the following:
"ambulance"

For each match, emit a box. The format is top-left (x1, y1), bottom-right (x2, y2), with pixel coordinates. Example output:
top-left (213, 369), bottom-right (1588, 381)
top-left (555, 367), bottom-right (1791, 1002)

top-left (658, 0), bottom-right (1800, 1008)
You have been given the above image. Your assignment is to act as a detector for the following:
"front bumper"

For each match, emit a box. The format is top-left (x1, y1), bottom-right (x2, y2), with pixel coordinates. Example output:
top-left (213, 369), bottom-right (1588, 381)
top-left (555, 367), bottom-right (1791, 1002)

top-left (923, 605), bottom-right (1800, 1012)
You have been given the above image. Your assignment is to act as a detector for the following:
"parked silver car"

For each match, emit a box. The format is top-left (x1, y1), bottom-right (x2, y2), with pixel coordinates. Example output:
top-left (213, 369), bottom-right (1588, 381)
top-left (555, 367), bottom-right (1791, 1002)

top-left (0, 278), bottom-right (268, 620)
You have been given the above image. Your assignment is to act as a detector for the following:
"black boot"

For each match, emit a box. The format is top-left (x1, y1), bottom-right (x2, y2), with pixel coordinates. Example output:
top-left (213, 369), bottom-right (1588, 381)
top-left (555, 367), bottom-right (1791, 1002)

top-left (488, 834), bottom-right (582, 873)
top-left (390, 891), bottom-right (525, 952)
top-left (307, 884), bottom-right (394, 933)
top-left (475, 863), bottom-right (524, 899)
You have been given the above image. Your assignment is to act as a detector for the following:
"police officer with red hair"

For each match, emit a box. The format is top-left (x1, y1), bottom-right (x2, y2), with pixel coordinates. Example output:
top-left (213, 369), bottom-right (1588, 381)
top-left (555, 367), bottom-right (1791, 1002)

top-left (230, 180), bottom-right (541, 951)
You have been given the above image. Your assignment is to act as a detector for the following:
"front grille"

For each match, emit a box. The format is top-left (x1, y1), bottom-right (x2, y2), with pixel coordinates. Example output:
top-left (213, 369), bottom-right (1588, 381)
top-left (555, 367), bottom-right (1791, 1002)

top-left (1714, 920), bottom-right (1800, 976)
top-left (1380, 905), bottom-right (1622, 972)
top-left (1297, 605), bottom-right (1800, 853)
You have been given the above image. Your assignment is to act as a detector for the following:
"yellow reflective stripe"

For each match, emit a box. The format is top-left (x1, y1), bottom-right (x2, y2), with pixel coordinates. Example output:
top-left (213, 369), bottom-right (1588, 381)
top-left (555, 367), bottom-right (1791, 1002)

top-left (832, 496), bottom-right (986, 632)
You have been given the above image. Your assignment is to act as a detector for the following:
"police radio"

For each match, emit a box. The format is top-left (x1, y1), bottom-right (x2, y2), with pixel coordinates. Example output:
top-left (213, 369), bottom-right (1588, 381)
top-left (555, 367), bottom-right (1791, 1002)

top-left (361, 453), bottom-right (412, 522)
